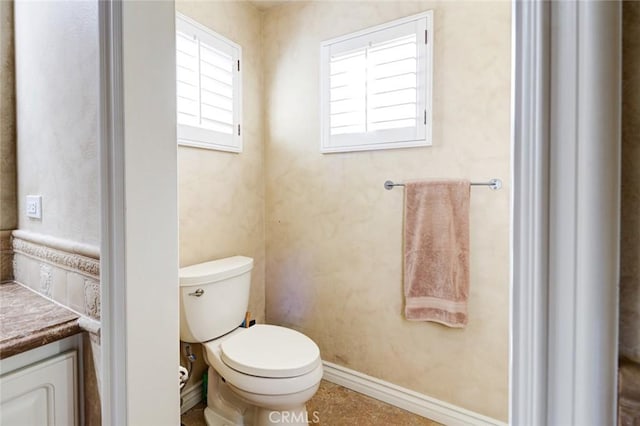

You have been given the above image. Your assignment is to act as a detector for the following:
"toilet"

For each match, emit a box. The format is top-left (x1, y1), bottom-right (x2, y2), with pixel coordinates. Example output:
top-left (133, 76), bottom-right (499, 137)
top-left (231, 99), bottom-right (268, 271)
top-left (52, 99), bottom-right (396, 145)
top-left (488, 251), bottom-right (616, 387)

top-left (179, 256), bottom-right (323, 426)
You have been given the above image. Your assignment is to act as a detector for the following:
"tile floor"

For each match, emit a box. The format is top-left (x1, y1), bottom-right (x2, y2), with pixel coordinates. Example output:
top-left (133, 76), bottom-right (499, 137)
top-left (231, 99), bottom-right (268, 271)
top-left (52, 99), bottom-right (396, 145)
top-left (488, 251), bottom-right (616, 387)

top-left (181, 380), bottom-right (441, 426)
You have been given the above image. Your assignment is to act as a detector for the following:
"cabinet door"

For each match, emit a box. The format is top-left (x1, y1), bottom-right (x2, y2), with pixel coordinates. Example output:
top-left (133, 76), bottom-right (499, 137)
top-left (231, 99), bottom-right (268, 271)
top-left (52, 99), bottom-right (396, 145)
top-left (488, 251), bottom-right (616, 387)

top-left (0, 351), bottom-right (77, 426)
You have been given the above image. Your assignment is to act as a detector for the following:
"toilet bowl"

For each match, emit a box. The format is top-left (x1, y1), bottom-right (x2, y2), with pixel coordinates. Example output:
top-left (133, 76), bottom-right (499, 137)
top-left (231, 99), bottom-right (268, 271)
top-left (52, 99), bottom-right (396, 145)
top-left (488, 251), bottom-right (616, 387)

top-left (202, 325), bottom-right (322, 425)
top-left (179, 257), bottom-right (323, 426)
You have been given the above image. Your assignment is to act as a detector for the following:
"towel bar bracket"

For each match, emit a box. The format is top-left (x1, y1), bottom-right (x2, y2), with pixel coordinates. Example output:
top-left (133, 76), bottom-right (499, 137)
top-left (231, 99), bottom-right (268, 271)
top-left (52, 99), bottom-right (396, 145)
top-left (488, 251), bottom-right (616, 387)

top-left (384, 180), bottom-right (397, 190)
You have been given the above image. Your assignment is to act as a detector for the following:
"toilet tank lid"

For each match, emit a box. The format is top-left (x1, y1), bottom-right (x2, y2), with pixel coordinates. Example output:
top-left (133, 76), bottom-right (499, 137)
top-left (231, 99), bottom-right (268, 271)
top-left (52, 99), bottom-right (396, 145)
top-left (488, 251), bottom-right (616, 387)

top-left (179, 256), bottom-right (253, 286)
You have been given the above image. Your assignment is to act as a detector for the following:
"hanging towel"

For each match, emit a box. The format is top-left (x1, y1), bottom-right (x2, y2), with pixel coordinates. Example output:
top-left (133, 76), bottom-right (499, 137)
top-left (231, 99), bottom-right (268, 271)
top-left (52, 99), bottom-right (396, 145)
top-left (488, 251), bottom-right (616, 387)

top-left (404, 179), bottom-right (470, 327)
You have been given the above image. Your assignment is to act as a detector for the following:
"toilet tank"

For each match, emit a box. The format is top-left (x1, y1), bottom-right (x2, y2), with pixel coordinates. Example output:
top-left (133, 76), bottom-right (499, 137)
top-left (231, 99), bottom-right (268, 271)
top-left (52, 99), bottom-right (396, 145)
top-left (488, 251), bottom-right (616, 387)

top-left (179, 256), bottom-right (253, 343)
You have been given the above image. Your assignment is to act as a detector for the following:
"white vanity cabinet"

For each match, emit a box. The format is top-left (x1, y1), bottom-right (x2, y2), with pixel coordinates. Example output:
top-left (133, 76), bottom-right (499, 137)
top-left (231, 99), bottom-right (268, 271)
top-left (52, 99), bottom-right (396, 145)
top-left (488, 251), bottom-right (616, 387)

top-left (0, 337), bottom-right (79, 426)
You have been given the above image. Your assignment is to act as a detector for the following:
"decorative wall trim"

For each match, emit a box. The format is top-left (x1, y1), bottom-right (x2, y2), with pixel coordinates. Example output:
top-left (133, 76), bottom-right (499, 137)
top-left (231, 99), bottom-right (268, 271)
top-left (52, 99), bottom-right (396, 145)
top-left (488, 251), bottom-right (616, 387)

top-left (12, 233), bottom-right (99, 279)
top-left (12, 229), bottom-right (100, 259)
top-left (181, 380), bottom-right (203, 415)
top-left (322, 361), bottom-right (507, 426)
top-left (11, 233), bottom-right (101, 322)
top-left (39, 263), bottom-right (52, 297)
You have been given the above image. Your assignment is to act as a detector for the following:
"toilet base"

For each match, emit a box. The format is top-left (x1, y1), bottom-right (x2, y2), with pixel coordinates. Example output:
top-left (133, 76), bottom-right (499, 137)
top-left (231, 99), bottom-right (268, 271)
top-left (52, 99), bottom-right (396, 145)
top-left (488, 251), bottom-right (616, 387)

top-left (255, 406), bottom-right (309, 426)
top-left (204, 404), bottom-right (310, 426)
top-left (202, 366), bottom-right (318, 426)
top-left (204, 406), bottom-right (242, 426)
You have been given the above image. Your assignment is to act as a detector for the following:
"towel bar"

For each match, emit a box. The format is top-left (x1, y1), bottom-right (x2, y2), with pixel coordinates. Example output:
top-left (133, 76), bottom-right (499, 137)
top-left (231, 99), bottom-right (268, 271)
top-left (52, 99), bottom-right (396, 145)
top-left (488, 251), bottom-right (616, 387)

top-left (384, 178), bottom-right (502, 191)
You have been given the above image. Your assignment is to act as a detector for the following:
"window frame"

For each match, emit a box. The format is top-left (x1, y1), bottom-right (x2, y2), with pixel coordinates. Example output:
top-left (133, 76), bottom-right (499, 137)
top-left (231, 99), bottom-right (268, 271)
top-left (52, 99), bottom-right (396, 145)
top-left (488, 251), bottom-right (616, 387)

top-left (320, 11), bottom-right (433, 154)
top-left (175, 13), bottom-right (243, 153)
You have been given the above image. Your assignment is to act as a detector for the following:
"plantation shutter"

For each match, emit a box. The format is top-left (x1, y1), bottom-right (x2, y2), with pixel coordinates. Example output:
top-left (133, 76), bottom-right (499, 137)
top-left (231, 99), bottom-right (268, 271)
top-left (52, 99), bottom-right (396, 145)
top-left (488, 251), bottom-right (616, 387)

top-left (329, 33), bottom-right (418, 136)
top-left (367, 33), bottom-right (418, 132)
top-left (176, 14), bottom-right (242, 152)
top-left (329, 50), bottom-right (367, 135)
top-left (176, 32), bottom-right (200, 127)
top-left (321, 13), bottom-right (432, 153)
top-left (199, 42), bottom-right (234, 136)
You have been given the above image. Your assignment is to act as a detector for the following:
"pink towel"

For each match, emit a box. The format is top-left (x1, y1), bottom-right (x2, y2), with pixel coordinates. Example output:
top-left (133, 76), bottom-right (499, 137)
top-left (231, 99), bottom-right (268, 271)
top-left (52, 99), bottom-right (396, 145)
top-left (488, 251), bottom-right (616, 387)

top-left (404, 179), bottom-right (470, 327)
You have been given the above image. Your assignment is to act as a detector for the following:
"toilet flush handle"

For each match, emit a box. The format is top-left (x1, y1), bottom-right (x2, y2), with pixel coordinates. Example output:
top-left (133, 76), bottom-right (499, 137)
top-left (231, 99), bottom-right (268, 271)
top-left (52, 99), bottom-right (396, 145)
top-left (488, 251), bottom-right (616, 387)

top-left (188, 288), bottom-right (205, 297)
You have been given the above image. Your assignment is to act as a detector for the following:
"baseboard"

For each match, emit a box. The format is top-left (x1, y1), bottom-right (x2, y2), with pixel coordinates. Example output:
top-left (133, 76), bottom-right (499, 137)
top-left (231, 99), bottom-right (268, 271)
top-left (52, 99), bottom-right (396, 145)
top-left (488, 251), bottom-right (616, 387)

top-left (322, 361), bottom-right (507, 426)
top-left (181, 380), bottom-right (203, 415)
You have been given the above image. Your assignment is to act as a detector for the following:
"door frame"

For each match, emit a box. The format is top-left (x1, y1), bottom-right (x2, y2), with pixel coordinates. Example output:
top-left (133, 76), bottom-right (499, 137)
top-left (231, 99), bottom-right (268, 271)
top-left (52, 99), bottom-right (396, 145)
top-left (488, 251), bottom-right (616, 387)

top-left (510, 1), bottom-right (621, 424)
top-left (98, 1), bottom-right (127, 424)
top-left (99, 1), bottom-right (180, 424)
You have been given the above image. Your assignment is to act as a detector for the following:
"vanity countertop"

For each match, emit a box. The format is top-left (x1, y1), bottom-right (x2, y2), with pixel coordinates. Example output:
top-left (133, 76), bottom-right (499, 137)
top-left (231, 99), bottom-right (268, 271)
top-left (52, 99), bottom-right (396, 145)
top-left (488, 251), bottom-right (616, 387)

top-left (0, 282), bottom-right (81, 359)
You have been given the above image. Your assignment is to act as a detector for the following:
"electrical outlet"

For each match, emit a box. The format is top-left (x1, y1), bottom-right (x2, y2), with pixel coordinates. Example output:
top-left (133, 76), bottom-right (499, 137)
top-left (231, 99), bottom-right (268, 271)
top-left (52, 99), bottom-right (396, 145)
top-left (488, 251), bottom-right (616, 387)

top-left (26, 195), bottom-right (42, 219)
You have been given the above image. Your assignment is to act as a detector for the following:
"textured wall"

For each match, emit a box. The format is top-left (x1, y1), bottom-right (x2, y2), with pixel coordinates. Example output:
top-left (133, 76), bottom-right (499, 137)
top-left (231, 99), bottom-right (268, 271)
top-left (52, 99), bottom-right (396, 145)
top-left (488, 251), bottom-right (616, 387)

top-left (620, 0), bottom-right (640, 365)
top-left (0, 0), bottom-right (16, 234)
top-left (14, 0), bottom-right (99, 247)
top-left (13, 3), bottom-right (101, 423)
top-left (175, 0), bottom-right (265, 393)
top-left (0, 1), bottom-right (16, 283)
top-left (263, 1), bottom-right (510, 420)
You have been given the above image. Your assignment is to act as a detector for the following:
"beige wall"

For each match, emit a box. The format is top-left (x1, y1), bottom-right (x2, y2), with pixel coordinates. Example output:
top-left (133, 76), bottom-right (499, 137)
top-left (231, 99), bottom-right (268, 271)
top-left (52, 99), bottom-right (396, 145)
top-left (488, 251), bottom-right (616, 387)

top-left (14, 0), bottom-right (99, 247)
top-left (620, 0), bottom-right (640, 364)
top-left (0, 0), bottom-right (16, 283)
top-left (175, 0), bottom-right (265, 390)
top-left (263, 1), bottom-right (510, 420)
top-left (0, 0), bottom-right (16, 233)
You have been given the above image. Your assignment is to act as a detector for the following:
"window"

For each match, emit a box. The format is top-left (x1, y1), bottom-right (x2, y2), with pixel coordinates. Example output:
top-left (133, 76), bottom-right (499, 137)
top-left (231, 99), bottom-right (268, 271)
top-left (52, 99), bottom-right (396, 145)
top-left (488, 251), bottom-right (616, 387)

top-left (320, 12), bottom-right (433, 153)
top-left (176, 14), bottom-right (242, 152)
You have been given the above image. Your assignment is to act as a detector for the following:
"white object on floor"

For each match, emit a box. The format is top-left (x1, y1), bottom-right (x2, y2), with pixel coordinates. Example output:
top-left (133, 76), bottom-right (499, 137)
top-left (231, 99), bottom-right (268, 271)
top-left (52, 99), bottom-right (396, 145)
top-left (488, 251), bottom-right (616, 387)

top-left (179, 365), bottom-right (189, 390)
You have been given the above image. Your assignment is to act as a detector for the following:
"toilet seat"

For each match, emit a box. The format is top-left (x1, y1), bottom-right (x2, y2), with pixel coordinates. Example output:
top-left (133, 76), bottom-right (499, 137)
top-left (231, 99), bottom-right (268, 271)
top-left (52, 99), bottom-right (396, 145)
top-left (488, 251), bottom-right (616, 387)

top-left (203, 326), bottom-right (324, 396)
top-left (220, 325), bottom-right (320, 378)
